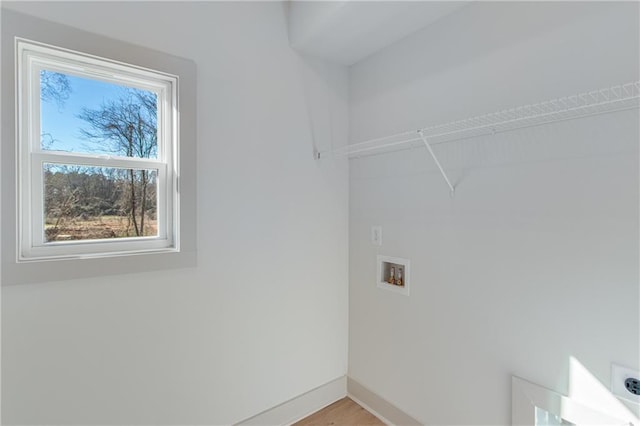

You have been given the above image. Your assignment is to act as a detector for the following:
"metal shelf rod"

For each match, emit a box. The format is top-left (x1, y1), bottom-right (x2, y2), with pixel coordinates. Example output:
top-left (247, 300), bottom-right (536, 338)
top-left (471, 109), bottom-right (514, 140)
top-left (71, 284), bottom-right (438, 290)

top-left (319, 82), bottom-right (640, 160)
top-left (339, 101), bottom-right (638, 158)
top-left (418, 130), bottom-right (455, 194)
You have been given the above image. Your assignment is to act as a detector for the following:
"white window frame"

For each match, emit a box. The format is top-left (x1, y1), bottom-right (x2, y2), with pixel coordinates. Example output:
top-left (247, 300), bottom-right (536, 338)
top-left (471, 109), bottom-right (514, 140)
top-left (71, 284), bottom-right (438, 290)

top-left (16, 38), bottom-right (180, 261)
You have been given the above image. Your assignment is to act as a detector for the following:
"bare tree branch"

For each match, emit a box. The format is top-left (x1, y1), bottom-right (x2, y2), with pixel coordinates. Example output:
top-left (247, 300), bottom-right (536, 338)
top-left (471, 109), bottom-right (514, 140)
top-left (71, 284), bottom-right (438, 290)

top-left (40, 70), bottom-right (71, 108)
top-left (77, 89), bottom-right (158, 236)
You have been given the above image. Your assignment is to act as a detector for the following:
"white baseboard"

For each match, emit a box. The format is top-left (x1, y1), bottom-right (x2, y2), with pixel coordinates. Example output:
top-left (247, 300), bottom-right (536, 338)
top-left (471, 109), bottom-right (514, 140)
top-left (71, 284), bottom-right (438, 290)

top-left (235, 376), bottom-right (347, 426)
top-left (347, 377), bottom-right (423, 426)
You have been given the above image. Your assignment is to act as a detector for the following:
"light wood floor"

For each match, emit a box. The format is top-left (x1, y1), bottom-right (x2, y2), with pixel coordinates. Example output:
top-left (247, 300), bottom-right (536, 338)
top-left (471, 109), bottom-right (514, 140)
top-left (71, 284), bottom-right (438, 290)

top-left (293, 397), bottom-right (385, 426)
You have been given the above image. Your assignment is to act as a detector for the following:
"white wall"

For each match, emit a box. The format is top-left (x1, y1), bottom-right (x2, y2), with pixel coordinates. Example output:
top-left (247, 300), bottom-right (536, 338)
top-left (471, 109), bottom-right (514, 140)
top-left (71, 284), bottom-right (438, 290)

top-left (1, 2), bottom-right (349, 424)
top-left (348, 2), bottom-right (639, 424)
top-left (286, 1), bottom-right (468, 66)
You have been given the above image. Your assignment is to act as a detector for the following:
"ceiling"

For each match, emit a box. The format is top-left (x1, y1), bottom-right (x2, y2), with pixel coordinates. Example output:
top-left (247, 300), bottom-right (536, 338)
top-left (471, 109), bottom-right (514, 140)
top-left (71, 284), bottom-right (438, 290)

top-left (287, 1), bottom-right (469, 66)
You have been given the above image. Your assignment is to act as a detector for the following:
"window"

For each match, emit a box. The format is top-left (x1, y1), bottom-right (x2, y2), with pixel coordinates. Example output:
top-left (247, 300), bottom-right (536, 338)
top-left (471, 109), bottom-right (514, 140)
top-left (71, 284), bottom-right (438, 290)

top-left (17, 39), bottom-right (179, 260)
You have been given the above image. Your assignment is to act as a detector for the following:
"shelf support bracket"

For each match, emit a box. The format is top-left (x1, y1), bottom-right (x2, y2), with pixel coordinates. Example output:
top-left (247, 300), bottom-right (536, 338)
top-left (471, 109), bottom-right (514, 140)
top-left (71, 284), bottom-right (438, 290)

top-left (418, 130), bottom-right (455, 194)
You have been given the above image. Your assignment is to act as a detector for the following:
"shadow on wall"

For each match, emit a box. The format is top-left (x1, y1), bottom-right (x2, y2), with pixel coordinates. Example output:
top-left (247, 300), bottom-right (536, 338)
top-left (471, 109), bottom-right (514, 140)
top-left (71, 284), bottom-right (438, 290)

top-left (350, 2), bottom-right (628, 103)
top-left (293, 54), bottom-right (349, 159)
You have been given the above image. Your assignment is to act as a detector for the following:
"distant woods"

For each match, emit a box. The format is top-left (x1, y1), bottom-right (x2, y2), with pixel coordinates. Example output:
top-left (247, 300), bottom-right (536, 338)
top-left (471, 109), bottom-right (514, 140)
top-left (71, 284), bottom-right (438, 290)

top-left (44, 166), bottom-right (157, 241)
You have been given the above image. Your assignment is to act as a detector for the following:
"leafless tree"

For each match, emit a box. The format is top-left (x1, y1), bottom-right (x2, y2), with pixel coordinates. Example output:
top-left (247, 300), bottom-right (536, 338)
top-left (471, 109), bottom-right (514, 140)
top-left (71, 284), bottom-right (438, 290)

top-left (77, 89), bottom-right (157, 236)
top-left (40, 70), bottom-right (71, 108)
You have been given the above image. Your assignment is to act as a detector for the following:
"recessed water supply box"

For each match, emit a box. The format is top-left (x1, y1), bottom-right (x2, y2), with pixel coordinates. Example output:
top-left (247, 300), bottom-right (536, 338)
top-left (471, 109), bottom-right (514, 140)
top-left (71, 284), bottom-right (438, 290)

top-left (377, 255), bottom-right (410, 296)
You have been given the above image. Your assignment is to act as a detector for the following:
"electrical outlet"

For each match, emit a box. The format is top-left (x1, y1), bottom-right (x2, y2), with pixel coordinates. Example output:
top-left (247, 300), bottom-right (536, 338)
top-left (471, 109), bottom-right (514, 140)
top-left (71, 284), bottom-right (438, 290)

top-left (371, 226), bottom-right (382, 246)
top-left (612, 363), bottom-right (640, 403)
top-left (625, 378), bottom-right (640, 396)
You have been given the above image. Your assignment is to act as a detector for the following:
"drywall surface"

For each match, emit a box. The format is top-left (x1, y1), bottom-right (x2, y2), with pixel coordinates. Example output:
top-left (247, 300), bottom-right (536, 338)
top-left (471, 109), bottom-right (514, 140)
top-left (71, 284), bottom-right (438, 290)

top-left (286, 1), bottom-right (467, 66)
top-left (1, 2), bottom-right (348, 425)
top-left (348, 2), bottom-right (639, 424)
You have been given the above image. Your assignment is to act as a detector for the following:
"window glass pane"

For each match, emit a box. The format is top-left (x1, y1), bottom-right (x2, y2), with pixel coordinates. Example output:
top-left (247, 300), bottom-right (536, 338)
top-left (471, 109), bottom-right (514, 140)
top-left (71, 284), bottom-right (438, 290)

top-left (40, 70), bottom-right (158, 159)
top-left (43, 164), bottom-right (158, 242)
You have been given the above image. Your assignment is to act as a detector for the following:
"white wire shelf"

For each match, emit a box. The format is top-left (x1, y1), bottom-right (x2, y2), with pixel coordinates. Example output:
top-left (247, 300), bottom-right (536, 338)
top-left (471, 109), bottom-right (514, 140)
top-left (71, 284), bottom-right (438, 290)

top-left (319, 81), bottom-right (640, 160)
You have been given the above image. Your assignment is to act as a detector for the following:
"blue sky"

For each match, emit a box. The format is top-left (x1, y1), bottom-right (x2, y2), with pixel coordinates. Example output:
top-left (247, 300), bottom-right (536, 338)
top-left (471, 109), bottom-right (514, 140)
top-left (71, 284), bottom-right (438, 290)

top-left (40, 71), bottom-right (155, 157)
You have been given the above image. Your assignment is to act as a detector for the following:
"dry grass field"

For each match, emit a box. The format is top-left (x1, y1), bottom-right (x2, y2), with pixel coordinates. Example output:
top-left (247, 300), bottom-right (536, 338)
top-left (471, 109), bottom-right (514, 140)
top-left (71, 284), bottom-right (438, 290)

top-left (45, 215), bottom-right (157, 241)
